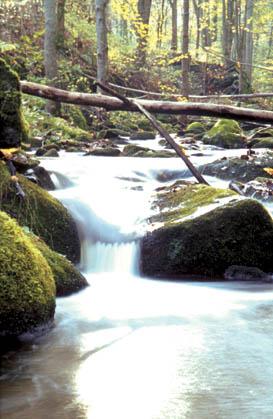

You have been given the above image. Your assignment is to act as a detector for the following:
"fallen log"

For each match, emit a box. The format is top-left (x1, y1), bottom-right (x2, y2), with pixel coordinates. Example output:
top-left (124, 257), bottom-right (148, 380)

top-left (20, 81), bottom-right (273, 124)
top-left (95, 81), bottom-right (208, 185)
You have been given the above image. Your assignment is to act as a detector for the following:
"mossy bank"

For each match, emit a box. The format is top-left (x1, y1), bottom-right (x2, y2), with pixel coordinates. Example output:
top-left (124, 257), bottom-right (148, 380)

top-left (0, 211), bottom-right (56, 337)
top-left (0, 162), bottom-right (80, 263)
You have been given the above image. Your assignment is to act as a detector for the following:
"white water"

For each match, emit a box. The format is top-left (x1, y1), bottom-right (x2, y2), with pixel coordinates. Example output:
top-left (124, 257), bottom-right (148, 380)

top-left (1, 146), bottom-right (273, 419)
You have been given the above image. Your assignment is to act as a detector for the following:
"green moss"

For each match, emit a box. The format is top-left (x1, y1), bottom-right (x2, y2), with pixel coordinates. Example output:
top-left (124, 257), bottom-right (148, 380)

top-left (0, 161), bottom-right (80, 263)
top-left (62, 105), bottom-right (88, 131)
top-left (203, 119), bottom-right (245, 149)
top-left (29, 235), bottom-right (88, 296)
top-left (253, 138), bottom-right (273, 149)
top-left (0, 58), bottom-right (28, 148)
top-left (150, 183), bottom-right (237, 224)
top-left (141, 199), bottom-right (273, 277)
top-left (185, 122), bottom-right (206, 135)
top-left (122, 144), bottom-right (174, 158)
top-left (0, 211), bottom-right (55, 336)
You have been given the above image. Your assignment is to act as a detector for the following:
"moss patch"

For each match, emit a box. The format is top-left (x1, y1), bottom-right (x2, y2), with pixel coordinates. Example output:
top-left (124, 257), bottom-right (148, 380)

top-left (0, 161), bottom-right (80, 263)
top-left (0, 58), bottom-right (28, 148)
top-left (29, 235), bottom-right (88, 296)
top-left (0, 211), bottom-right (56, 337)
top-left (185, 122), bottom-right (206, 135)
top-left (150, 182), bottom-right (237, 224)
top-left (203, 119), bottom-right (245, 149)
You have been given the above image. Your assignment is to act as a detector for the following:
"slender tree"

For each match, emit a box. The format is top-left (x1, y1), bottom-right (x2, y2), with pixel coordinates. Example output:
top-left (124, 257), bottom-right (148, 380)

top-left (181, 0), bottom-right (190, 97)
top-left (44, 0), bottom-right (59, 114)
top-left (135, 0), bottom-right (152, 66)
top-left (57, 0), bottom-right (66, 50)
top-left (95, 0), bottom-right (109, 93)
top-left (169, 0), bottom-right (178, 50)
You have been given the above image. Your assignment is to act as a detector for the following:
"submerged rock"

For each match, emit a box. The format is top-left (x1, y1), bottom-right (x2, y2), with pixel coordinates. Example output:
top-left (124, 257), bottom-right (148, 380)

top-left (202, 151), bottom-right (273, 182)
top-left (202, 119), bottom-right (245, 149)
top-left (0, 162), bottom-right (80, 263)
top-left (140, 199), bottom-right (273, 277)
top-left (130, 132), bottom-right (156, 140)
top-left (253, 137), bottom-right (273, 149)
top-left (231, 177), bottom-right (273, 202)
top-left (30, 235), bottom-right (88, 296)
top-left (0, 211), bottom-right (56, 337)
top-left (224, 265), bottom-right (272, 282)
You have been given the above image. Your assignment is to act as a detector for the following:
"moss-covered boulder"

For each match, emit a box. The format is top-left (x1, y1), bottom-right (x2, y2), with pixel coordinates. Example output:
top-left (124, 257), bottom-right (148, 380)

top-left (0, 58), bottom-right (28, 148)
top-left (202, 151), bottom-right (273, 182)
top-left (0, 161), bottom-right (80, 263)
top-left (122, 144), bottom-right (174, 158)
top-left (253, 137), bottom-right (273, 149)
top-left (30, 235), bottom-right (88, 296)
top-left (185, 122), bottom-right (206, 136)
top-left (140, 199), bottom-right (273, 277)
top-left (0, 211), bottom-right (56, 336)
top-left (130, 132), bottom-right (156, 140)
top-left (202, 119), bottom-right (245, 148)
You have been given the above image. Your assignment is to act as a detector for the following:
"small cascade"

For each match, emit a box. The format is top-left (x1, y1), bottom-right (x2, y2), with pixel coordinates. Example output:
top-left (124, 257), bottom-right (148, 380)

top-left (86, 241), bottom-right (139, 274)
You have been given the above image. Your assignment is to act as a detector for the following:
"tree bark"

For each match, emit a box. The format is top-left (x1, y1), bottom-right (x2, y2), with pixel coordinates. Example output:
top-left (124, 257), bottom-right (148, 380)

top-left (20, 81), bottom-right (273, 123)
top-left (135, 0), bottom-right (152, 66)
top-left (181, 0), bottom-right (190, 98)
top-left (57, 0), bottom-right (66, 50)
top-left (44, 0), bottom-right (59, 114)
top-left (169, 0), bottom-right (178, 50)
top-left (95, 0), bottom-right (109, 93)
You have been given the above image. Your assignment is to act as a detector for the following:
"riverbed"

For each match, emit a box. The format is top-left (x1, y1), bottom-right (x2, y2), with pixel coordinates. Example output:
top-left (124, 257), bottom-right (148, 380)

top-left (1, 148), bottom-right (273, 419)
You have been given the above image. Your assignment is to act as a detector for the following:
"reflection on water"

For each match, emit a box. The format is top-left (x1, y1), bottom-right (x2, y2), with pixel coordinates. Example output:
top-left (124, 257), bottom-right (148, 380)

top-left (1, 150), bottom-right (273, 419)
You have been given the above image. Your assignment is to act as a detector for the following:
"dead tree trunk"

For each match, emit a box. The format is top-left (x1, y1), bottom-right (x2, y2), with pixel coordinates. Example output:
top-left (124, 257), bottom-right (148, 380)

top-left (20, 81), bottom-right (273, 124)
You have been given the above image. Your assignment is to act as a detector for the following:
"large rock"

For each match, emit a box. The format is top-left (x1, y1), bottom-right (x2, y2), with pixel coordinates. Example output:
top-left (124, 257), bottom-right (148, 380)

top-left (30, 235), bottom-right (88, 296)
top-left (140, 199), bottom-right (273, 277)
top-left (0, 161), bottom-right (80, 263)
top-left (0, 211), bottom-right (56, 337)
top-left (202, 119), bottom-right (245, 149)
top-left (202, 151), bottom-right (273, 182)
top-left (0, 58), bottom-right (28, 149)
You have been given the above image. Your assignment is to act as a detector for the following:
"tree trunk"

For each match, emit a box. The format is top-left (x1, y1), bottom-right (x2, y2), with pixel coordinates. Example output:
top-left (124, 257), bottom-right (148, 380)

top-left (57, 0), bottom-right (66, 50)
top-left (44, 0), bottom-right (60, 114)
top-left (135, 0), bottom-right (152, 66)
top-left (181, 0), bottom-right (190, 98)
top-left (20, 81), bottom-right (273, 124)
top-left (169, 0), bottom-right (178, 50)
top-left (241, 0), bottom-right (254, 91)
top-left (95, 0), bottom-right (109, 93)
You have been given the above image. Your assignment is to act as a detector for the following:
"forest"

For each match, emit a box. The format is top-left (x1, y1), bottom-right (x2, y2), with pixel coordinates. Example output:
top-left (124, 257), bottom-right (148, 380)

top-left (0, 1), bottom-right (273, 418)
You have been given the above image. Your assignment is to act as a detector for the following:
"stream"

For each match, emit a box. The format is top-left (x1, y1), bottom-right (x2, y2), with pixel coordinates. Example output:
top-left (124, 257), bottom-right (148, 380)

top-left (1, 145), bottom-right (273, 419)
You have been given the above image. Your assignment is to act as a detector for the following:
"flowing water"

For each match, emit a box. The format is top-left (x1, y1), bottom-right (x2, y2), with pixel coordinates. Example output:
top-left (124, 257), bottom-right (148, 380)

top-left (1, 146), bottom-right (273, 419)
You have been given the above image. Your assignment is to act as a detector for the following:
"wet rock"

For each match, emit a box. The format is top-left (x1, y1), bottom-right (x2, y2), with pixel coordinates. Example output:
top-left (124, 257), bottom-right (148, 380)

top-left (11, 153), bottom-right (39, 173)
top-left (224, 265), bottom-right (272, 282)
top-left (33, 166), bottom-right (55, 190)
top-left (201, 151), bottom-right (273, 182)
top-left (30, 136), bottom-right (44, 148)
top-left (140, 199), bottom-right (273, 277)
top-left (130, 132), bottom-right (156, 140)
top-left (231, 177), bottom-right (273, 202)
top-left (105, 128), bottom-right (131, 138)
top-left (0, 211), bottom-right (55, 337)
top-left (202, 119), bottom-right (245, 149)
top-left (35, 147), bottom-right (47, 157)
top-left (87, 147), bottom-right (121, 156)
top-left (43, 149), bottom-right (60, 157)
